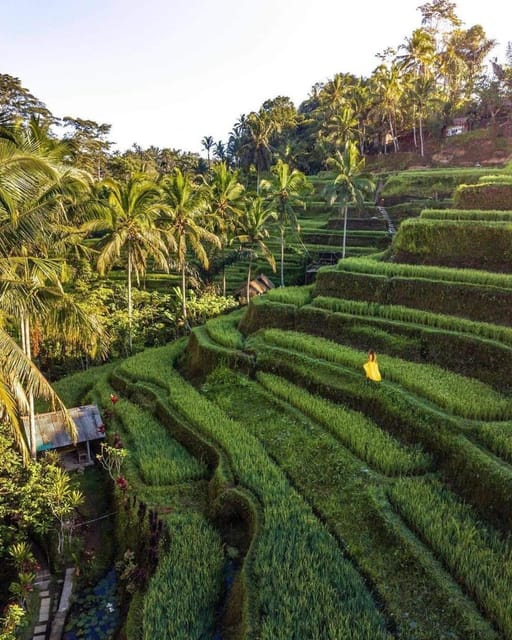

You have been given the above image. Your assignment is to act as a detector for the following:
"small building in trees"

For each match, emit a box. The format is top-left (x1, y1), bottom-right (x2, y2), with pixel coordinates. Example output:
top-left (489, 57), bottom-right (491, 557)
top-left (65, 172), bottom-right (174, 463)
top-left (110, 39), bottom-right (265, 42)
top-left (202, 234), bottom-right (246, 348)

top-left (22, 404), bottom-right (105, 467)
top-left (235, 273), bottom-right (275, 304)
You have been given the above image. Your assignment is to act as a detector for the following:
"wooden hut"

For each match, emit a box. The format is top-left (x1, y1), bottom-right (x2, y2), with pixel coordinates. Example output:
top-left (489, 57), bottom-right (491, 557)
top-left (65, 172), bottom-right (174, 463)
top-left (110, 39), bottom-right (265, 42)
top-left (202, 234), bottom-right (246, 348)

top-left (235, 273), bottom-right (275, 304)
top-left (22, 404), bottom-right (105, 467)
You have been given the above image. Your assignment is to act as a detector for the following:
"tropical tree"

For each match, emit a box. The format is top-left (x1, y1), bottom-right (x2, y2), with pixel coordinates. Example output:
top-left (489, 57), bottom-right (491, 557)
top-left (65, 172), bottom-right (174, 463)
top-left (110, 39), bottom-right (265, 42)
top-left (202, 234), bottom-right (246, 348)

top-left (325, 141), bottom-right (375, 259)
top-left (398, 28), bottom-right (437, 155)
top-left (0, 124), bottom-right (101, 458)
top-left (203, 162), bottom-right (245, 295)
top-left (371, 62), bottom-right (404, 153)
top-left (260, 160), bottom-right (310, 287)
top-left (201, 136), bottom-right (215, 169)
top-left (238, 197), bottom-right (276, 303)
top-left (243, 111), bottom-right (275, 193)
top-left (95, 176), bottom-right (168, 353)
top-left (158, 168), bottom-right (220, 327)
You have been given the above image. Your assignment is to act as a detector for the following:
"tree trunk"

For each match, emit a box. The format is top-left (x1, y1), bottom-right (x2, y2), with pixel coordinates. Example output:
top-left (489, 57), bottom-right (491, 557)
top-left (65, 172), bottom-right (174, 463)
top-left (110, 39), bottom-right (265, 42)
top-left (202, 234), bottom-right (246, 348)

top-left (280, 226), bottom-right (285, 287)
top-left (222, 246), bottom-right (226, 297)
top-left (341, 205), bottom-right (348, 259)
top-left (419, 113), bottom-right (424, 157)
top-left (246, 254), bottom-right (252, 305)
top-left (127, 249), bottom-right (133, 354)
top-left (181, 263), bottom-right (188, 329)
top-left (21, 314), bottom-right (37, 459)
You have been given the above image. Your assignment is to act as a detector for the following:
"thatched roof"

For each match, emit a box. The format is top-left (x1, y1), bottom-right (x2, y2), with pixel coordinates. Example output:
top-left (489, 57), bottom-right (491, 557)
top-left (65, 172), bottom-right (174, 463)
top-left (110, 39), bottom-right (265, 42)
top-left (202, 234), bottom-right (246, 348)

top-left (22, 404), bottom-right (105, 453)
top-left (235, 273), bottom-right (275, 299)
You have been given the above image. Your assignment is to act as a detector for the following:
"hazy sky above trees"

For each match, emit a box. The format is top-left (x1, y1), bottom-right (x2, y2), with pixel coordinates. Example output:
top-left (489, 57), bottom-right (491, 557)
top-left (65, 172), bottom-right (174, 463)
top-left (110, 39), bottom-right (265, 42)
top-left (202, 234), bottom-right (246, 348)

top-left (1, 0), bottom-right (509, 153)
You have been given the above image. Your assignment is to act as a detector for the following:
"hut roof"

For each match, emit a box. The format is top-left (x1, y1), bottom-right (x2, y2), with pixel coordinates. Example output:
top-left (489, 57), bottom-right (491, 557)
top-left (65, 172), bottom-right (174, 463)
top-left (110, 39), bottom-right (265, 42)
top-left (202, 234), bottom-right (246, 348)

top-left (235, 273), bottom-right (275, 299)
top-left (22, 404), bottom-right (105, 453)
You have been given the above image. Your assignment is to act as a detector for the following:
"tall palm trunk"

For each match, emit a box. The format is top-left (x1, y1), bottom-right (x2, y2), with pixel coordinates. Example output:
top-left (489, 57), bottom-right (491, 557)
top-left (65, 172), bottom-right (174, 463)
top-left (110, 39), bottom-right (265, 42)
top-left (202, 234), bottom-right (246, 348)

top-left (341, 205), bottom-right (348, 259)
top-left (222, 246), bottom-right (226, 297)
top-left (127, 248), bottom-right (133, 353)
top-left (20, 313), bottom-right (37, 459)
top-left (279, 226), bottom-right (285, 287)
top-left (181, 263), bottom-right (188, 329)
top-left (419, 112), bottom-right (425, 157)
top-left (246, 253), bottom-right (253, 305)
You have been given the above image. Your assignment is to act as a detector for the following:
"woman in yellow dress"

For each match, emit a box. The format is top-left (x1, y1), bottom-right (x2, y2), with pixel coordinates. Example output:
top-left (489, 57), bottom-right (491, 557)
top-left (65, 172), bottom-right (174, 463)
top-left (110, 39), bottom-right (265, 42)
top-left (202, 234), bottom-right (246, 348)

top-left (363, 349), bottom-right (381, 382)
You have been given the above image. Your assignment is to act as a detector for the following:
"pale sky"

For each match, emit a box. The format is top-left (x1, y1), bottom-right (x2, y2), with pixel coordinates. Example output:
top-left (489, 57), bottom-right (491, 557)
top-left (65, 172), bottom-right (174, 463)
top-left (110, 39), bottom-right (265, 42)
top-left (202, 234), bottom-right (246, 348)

top-left (1, 0), bottom-right (510, 154)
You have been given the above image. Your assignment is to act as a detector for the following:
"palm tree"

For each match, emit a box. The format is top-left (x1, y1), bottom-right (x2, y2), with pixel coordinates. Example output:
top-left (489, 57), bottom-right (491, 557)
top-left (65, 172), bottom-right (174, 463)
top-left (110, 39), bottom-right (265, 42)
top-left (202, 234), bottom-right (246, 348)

top-left (201, 136), bottom-right (215, 170)
top-left (325, 141), bottom-right (375, 259)
top-left (238, 197), bottom-right (276, 303)
top-left (204, 162), bottom-right (245, 295)
top-left (244, 112), bottom-right (275, 194)
top-left (398, 28), bottom-right (436, 156)
top-left (371, 63), bottom-right (404, 153)
top-left (95, 176), bottom-right (168, 353)
top-left (0, 124), bottom-right (101, 458)
top-left (159, 169), bottom-right (220, 327)
top-left (260, 160), bottom-right (310, 287)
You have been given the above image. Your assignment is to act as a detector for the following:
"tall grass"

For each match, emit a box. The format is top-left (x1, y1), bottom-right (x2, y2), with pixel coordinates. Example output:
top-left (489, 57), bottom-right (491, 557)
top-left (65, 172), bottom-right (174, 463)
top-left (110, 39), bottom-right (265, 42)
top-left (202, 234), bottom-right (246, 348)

top-left (266, 285), bottom-right (313, 307)
top-left (113, 399), bottom-right (207, 485)
top-left (333, 257), bottom-right (512, 289)
top-left (253, 330), bottom-right (512, 420)
top-left (420, 209), bottom-right (512, 222)
top-left (473, 422), bottom-right (512, 465)
top-left (389, 478), bottom-right (512, 639)
top-left (311, 296), bottom-right (512, 345)
top-left (257, 372), bottom-right (431, 475)
top-left (205, 309), bottom-right (245, 350)
top-left (122, 344), bottom-right (391, 639)
top-left (142, 512), bottom-right (224, 640)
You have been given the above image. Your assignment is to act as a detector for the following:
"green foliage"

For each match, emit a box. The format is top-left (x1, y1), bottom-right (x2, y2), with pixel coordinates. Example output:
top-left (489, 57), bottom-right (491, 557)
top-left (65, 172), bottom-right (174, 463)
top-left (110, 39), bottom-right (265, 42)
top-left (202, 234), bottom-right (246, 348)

top-left (122, 343), bottom-right (390, 639)
top-left (142, 512), bottom-right (223, 640)
top-left (311, 296), bottom-right (512, 345)
top-left (381, 168), bottom-right (493, 201)
top-left (389, 478), bottom-right (512, 638)
top-left (420, 208), bottom-right (512, 222)
top-left (453, 182), bottom-right (512, 210)
top-left (204, 309), bottom-right (245, 350)
top-left (473, 423), bottom-right (512, 465)
top-left (391, 218), bottom-right (512, 269)
top-left (265, 285), bottom-right (313, 306)
top-left (257, 372), bottom-right (431, 475)
top-left (333, 257), bottom-right (512, 289)
top-left (251, 329), bottom-right (512, 420)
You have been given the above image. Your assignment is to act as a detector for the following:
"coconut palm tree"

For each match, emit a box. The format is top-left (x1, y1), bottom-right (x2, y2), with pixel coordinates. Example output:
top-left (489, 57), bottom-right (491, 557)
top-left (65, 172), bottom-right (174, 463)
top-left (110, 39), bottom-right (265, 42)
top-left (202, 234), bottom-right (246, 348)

top-left (95, 176), bottom-right (168, 353)
top-left (158, 168), bottom-right (220, 327)
top-left (260, 160), bottom-right (310, 287)
top-left (238, 197), bottom-right (276, 304)
top-left (201, 136), bottom-right (215, 170)
top-left (203, 162), bottom-right (245, 295)
top-left (325, 141), bottom-right (375, 260)
top-left (0, 124), bottom-right (101, 458)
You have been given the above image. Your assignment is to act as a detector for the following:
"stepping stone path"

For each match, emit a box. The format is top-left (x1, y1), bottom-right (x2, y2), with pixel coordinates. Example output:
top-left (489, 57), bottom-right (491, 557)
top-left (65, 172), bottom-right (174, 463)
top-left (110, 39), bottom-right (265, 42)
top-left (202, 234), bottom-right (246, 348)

top-left (32, 569), bottom-right (52, 640)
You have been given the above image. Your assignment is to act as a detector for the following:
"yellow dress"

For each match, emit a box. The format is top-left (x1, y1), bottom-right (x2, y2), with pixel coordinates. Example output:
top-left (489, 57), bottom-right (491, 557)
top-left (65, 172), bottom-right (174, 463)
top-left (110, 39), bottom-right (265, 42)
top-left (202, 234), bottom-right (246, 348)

top-left (363, 356), bottom-right (381, 382)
